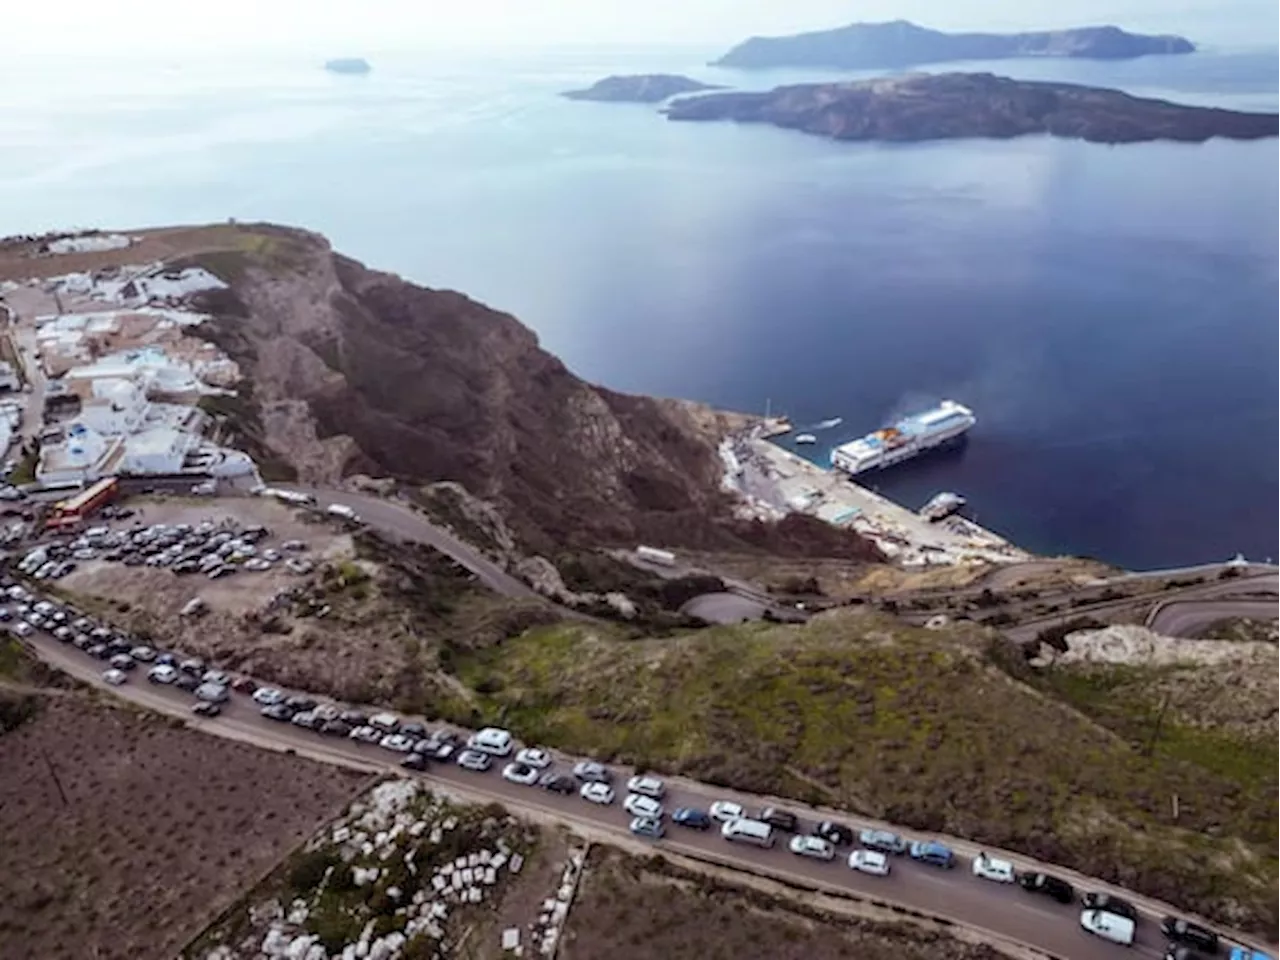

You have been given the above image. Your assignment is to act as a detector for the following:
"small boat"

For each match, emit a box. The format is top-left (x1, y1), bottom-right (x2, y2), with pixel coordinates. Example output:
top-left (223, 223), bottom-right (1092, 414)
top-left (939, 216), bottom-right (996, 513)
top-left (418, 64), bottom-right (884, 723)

top-left (815, 417), bottom-right (843, 430)
top-left (795, 434), bottom-right (817, 445)
top-left (920, 491), bottom-right (966, 522)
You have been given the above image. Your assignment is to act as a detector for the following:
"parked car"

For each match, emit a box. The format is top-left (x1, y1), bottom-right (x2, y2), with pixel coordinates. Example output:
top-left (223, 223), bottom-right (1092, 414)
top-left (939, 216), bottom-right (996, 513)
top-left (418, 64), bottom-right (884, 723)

top-left (623, 794), bottom-right (664, 819)
top-left (285, 695), bottom-right (317, 712)
top-left (1080, 909), bottom-right (1136, 947)
top-left (812, 821), bottom-right (855, 846)
top-left (540, 773), bottom-right (578, 795)
top-left (1081, 892), bottom-right (1138, 923)
top-left (515, 747), bottom-right (552, 768)
top-left (759, 807), bottom-right (799, 833)
top-left (195, 682), bottom-right (229, 704)
top-left (1160, 918), bottom-right (1220, 954)
top-left (972, 852), bottom-right (1016, 883)
top-left (401, 753), bottom-right (429, 771)
top-left (348, 725), bottom-right (381, 743)
top-left (175, 674), bottom-right (201, 692)
top-left (572, 760), bottom-right (612, 783)
top-left (672, 808), bottom-right (712, 830)
top-left (292, 712), bottom-right (321, 730)
top-left (788, 835), bottom-right (835, 861)
top-left (253, 687), bottom-right (286, 706)
top-left (502, 762), bottom-right (540, 786)
top-left (192, 702), bottom-right (221, 718)
top-left (629, 816), bottom-right (665, 840)
top-left (399, 721), bottom-right (427, 738)
top-left (147, 665), bottom-right (179, 684)
top-left (320, 720), bottom-right (353, 737)
top-left (848, 850), bottom-right (891, 876)
top-left (580, 782), bottom-right (615, 805)
top-left (858, 829), bottom-right (908, 855)
top-left (909, 841), bottom-right (955, 869)
top-left (129, 645), bottom-right (157, 662)
top-left (261, 704), bottom-right (295, 722)
top-left (626, 775), bottom-right (666, 799)
top-left (456, 750), bottom-right (492, 772)
top-left (379, 734), bottom-right (417, 752)
top-left (1019, 872), bottom-right (1074, 904)
top-left (708, 800), bottom-right (745, 823)
top-left (109, 653), bottom-right (137, 671)
top-left (102, 668), bottom-right (128, 685)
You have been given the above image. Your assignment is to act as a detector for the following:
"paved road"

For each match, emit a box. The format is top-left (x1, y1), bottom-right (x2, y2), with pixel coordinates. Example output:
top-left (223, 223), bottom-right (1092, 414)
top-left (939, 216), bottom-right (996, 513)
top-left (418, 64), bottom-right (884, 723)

top-left (681, 591), bottom-right (767, 624)
top-left (16, 627), bottom-right (1275, 960)
top-left (1147, 598), bottom-right (1279, 637)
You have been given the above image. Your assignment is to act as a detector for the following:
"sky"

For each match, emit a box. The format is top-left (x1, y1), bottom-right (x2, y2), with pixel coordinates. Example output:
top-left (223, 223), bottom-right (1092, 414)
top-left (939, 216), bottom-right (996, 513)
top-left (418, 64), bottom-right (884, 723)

top-left (6, 0), bottom-right (1277, 53)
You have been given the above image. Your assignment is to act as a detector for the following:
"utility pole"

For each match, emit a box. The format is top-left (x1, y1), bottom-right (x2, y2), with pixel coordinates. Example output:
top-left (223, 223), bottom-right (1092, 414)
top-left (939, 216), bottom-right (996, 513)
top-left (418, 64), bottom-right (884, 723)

top-left (1144, 691), bottom-right (1173, 758)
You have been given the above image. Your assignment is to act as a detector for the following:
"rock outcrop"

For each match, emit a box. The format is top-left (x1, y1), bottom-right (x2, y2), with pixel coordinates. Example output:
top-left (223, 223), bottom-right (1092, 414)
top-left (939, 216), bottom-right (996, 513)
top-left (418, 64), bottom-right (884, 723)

top-left (562, 74), bottom-right (724, 103)
top-left (713, 20), bottom-right (1195, 71)
top-left (663, 72), bottom-right (1279, 145)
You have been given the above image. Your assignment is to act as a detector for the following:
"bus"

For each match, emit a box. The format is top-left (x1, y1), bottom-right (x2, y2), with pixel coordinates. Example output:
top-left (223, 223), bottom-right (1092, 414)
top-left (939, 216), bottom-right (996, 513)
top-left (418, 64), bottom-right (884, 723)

top-left (46, 476), bottom-right (120, 529)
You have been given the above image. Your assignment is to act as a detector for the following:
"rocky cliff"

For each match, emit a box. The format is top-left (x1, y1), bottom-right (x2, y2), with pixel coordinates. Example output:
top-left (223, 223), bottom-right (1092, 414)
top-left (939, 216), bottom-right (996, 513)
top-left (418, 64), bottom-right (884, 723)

top-left (664, 72), bottom-right (1279, 145)
top-left (187, 225), bottom-right (879, 559)
top-left (562, 74), bottom-right (724, 103)
top-left (713, 20), bottom-right (1194, 70)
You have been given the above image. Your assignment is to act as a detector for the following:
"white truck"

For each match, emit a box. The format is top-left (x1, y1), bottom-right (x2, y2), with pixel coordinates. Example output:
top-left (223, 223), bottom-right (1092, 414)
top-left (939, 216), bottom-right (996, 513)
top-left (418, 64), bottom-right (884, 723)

top-left (260, 488), bottom-right (317, 507)
top-left (635, 545), bottom-right (676, 567)
top-left (325, 503), bottom-right (360, 522)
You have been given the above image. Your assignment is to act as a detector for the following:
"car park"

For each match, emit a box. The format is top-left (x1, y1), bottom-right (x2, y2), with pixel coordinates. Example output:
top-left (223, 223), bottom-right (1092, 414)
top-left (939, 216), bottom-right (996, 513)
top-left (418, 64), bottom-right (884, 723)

top-left (253, 687), bottom-right (286, 706)
top-left (1081, 892), bottom-right (1138, 923)
top-left (540, 773), bottom-right (577, 794)
top-left (848, 850), bottom-right (890, 876)
top-left (708, 800), bottom-right (745, 823)
top-left (456, 750), bottom-right (492, 772)
top-left (972, 852), bottom-right (1016, 883)
top-left (103, 668), bottom-right (128, 685)
top-left (401, 753), bottom-right (429, 771)
top-left (1160, 918), bottom-right (1220, 954)
top-left (502, 762), bottom-right (540, 786)
top-left (623, 794), bottom-right (664, 819)
top-left (672, 808), bottom-right (712, 830)
top-left (630, 816), bottom-right (664, 840)
top-left (580, 782), bottom-right (615, 805)
top-left (379, 734), bottom-right (417, 752)
top-left (788, 835), bottom-right (835, 861)
top-left (812, 821), bottom-right (855, 846)
top-left (192, 702), bottom-right (221, 718)
top-left (572, 760), bottom-right (612, 783)
top-left (1081, 909), bottom-right (1136, 946)
top-left (909, 841), bottom-right (955, 869)
top-left (625, 774), bottom-right (665, 799)
top-left (1019, 872), bottom-right (1074, 904)
top-left (515, 747), bottom-right (552, 768)
top-left (349, 726), bottom-right (381, 743)
top-left (148, 664), bottom-right (179, 684)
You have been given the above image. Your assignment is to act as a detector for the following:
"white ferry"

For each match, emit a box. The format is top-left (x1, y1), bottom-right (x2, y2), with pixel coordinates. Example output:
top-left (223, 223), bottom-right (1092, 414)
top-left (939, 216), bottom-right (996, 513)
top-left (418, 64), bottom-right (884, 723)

top-left (831, 400), bottom-right (975, 476)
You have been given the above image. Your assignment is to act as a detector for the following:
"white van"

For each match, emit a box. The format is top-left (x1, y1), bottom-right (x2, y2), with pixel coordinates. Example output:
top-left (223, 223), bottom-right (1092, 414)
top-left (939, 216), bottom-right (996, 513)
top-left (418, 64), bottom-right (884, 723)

top-left (1080, 910), bottom-right (1136, 946)
top-left (971, 852), bottom-right (1016, 883)
top-left (721, 818), bottom-right (775, 849)
top-left (326, 503), bottom-right (359, 521)
top-left (468, 727), bottom-right (514, 756)
top-left (368, 712), bottom-right (401, 733)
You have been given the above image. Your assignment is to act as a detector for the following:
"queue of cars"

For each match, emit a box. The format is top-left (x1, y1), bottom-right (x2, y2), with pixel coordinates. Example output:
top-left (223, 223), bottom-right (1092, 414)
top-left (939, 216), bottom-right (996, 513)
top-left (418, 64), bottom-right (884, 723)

top-left (5, 573), bottom-right (1252, 960)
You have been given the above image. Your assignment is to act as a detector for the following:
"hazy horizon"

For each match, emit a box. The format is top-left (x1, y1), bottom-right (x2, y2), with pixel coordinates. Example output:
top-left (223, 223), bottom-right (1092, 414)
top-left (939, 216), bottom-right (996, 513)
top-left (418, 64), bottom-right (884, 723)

top-left (6, 0), bottom-right (1278, 55)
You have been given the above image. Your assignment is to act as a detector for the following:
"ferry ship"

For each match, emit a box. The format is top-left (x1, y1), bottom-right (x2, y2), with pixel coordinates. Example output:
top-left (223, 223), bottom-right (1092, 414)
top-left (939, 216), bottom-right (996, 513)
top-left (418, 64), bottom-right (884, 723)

top-left (831, 400), bottom-right (975, 476)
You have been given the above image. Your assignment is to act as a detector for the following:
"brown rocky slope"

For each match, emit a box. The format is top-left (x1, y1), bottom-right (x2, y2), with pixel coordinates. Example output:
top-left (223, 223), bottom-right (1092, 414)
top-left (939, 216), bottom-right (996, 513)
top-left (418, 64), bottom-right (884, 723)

top-left (189, 224), bottom-right (878, 559)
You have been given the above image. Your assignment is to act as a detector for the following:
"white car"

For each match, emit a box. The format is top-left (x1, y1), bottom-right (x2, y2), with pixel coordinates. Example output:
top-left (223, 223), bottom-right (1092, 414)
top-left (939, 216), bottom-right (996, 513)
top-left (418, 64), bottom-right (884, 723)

top-left (379, 734), bottom-right (417, 753)
top-left (626, 774), bottom-right (666, 799)
top-left (971, 852), bottom-right (1016, 884)
top-left (623, 794), bottom-right (664, 819)
top-left (147, 665), bottom-right (178, 684)
top-left (252, 687), bottom-right (285, 706)
top-left (708, 800), bottom-right (745, 823)
top-left (1079, 910), bottom-right (1136, 946)
top-left (103, 668), bottom-right (128, 685)
top-left (12, 622), bottom-right (32, 638)
top-left (502, 762), bottom-right (540, 786)
top-left (515, 747), bottom-right (552, 769)
top-left (349, 725), bottom-right (382, 744)
top-left (788, 835), bottom-right (835, 861)
top-left (580, 782), bottom-right (615, 805)
top-left (848, 850), bottom-right (890, 876)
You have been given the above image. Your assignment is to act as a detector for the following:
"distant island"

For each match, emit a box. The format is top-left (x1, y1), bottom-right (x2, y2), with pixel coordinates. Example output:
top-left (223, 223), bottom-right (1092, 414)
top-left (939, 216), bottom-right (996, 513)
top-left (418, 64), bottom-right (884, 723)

top-left (663, 73), bottom-right (1279, 146)
top-left (712, 21), bottom-right (1195, 71)
top-left (324, 58), bottom-right (372, 76)
top-left (562, 74), bottom-right (724, 103)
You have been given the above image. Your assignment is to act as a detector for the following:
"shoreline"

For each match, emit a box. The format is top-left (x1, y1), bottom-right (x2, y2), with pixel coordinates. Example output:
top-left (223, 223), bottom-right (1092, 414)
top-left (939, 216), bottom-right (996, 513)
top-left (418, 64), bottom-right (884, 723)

top-left (724, 420), bottom-right (1029, 568)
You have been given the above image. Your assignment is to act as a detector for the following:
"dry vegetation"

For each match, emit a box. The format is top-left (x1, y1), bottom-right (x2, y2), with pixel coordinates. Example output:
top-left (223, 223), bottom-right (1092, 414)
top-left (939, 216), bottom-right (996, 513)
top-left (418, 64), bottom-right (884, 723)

top-left (0, 642), bottom-right (371, 960)
top-left (562, 846), bottom-right (1007, 960)
top-left (453, 609), bottom-right (1278, 937)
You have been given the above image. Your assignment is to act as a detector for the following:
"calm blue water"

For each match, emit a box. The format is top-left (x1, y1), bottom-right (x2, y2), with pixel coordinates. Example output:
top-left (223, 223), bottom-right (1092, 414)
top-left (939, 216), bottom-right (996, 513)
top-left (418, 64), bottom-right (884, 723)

top-left (0, 45), bottom-right (1275, 569)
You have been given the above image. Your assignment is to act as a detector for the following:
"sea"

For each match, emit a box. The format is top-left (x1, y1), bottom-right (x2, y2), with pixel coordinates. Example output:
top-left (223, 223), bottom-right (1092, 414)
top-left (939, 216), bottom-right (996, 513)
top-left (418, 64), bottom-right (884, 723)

top-left (0, 43), bottom-right (1276, 570)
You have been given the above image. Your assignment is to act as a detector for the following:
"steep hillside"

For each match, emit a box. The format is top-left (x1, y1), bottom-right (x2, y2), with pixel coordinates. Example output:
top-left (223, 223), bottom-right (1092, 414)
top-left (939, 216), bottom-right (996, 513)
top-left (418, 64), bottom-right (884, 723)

top-left (187, 225), bottom-right (878, 558)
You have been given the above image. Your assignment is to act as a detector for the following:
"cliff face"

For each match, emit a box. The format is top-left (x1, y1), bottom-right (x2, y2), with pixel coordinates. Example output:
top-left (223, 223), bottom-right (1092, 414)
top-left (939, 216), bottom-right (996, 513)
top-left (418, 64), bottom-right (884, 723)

top-left (190, 226), bottom-right (878, 560)
top-left (562, 74), bottom-right (723, 103)
top-left (713, 20), bottom-right (1195, 71)
top-left (664, 72), bottom-right (1279, 145)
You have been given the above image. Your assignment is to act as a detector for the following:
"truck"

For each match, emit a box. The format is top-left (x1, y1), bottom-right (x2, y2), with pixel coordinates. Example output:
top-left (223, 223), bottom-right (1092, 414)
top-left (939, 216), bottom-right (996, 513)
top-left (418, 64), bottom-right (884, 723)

top-left (325, 503), bottom-right (359, 522)
top-left (635, 545), bottom-right (676, 567)
top-left (260, 488), bottom-right (317, 507)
